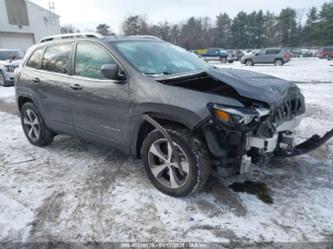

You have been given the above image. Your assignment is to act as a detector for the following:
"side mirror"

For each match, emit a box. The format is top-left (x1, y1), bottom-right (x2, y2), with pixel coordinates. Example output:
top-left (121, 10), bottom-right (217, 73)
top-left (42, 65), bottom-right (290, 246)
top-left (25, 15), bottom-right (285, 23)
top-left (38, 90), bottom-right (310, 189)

top-left (101, 64), bottom-right (123, 80)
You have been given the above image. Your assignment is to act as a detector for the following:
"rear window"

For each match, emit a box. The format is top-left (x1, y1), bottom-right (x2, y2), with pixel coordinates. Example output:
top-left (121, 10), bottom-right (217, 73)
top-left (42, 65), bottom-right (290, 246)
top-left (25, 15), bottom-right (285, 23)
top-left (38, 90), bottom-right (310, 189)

top-left (41, 44), bottom-right (72, 74)
top-left (26, 48), bottom-right (43, 69)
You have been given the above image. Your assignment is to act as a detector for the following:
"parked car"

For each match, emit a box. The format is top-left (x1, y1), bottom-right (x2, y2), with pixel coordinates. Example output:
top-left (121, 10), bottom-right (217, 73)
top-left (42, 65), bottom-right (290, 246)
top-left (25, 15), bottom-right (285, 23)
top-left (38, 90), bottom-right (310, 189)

top-left (241, 48), bottom-right (291, 66)
top-left (15, 35), bottom-right (333, 197)
top-left (194, 48), bottom-right (233, 63)
top-left (0, 49), bottom-right (24, 86)
top-left (234, 49), bottom-right (245, 61)
top-left (301, 49), bottom-right (313, 57)
top-left (226, 50), bottom-right (237, 62)
top-left (317, 46), bottom-right (333, 60)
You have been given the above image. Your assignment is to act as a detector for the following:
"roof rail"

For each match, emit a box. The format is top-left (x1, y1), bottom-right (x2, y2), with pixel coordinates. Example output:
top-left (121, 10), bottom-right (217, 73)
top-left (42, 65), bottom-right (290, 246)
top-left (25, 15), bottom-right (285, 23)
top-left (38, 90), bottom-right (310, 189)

top-left (127, 35), bottom-right (161, 40)
top-left (39, 32), bottom-right (104, 43)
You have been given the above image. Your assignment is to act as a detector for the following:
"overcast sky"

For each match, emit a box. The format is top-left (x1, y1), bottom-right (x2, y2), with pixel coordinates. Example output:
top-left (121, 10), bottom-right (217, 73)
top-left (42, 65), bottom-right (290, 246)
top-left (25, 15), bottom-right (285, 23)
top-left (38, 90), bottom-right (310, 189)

top-left (31, 0), bottom-right (328, 33)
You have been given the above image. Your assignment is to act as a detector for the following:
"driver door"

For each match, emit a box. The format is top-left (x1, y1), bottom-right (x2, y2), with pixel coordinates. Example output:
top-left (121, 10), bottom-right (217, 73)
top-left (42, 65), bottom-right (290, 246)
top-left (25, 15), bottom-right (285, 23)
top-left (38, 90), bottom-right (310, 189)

top-left (69, 42), bottom-right (130, 150)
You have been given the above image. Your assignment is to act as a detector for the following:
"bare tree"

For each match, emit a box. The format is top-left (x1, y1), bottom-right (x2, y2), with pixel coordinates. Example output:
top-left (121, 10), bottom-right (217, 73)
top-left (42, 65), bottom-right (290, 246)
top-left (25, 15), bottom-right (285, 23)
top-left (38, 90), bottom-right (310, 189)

top-left (61, 24), bottom-right (80, 34)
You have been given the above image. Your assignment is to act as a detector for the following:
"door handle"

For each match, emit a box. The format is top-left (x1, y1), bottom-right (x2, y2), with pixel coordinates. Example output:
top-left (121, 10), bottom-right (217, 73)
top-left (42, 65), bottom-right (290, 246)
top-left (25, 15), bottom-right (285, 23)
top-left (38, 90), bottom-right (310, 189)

top-left (32, 77), bottom-right (40, 83)
top-left (70, 83), bottom-right (82, 90)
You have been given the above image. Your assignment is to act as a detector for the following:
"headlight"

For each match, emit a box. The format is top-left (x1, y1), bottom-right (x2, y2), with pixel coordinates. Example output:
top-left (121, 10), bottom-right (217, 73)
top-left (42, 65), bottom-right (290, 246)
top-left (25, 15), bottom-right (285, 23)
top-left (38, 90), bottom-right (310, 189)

top-left (210, 104), bottom-right (270, 126)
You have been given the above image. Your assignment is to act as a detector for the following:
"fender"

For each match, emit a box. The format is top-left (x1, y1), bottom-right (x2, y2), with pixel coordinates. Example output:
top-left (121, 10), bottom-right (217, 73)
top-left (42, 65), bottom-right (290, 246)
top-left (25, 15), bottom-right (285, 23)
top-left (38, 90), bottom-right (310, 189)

top-left (129, 103), bottom-right (207, 155)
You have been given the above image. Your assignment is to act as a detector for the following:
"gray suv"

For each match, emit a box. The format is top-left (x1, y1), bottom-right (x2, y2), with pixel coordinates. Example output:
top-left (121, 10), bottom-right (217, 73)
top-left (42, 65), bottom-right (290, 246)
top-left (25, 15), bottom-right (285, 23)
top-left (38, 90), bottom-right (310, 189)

top-left (241, 48), bottom-right (291, 66)
top-left (15, 36), bottom-right (332, 197)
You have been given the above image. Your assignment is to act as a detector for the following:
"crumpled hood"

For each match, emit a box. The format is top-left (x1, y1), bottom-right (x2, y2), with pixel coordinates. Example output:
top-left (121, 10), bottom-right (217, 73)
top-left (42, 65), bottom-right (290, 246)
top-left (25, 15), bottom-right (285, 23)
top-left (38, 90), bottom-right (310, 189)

top-left (207, 68), bottom-right (300, 108)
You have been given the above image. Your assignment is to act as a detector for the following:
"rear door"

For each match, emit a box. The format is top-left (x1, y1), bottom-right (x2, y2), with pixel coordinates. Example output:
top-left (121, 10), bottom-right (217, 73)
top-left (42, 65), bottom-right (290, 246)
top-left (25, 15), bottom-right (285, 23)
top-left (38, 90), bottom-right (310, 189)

top-left (22, 42), bottom-right (76, 134)
top-left (69, 41), bottom-right (130, 150)
top-left (266, 49), bottom-right (281, 63)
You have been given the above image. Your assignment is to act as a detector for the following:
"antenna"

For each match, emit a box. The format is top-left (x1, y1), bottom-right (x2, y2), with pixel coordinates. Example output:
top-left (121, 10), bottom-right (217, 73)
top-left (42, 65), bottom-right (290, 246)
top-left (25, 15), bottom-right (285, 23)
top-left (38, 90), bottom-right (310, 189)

top-left (48, 1), bottom-right (55, 11)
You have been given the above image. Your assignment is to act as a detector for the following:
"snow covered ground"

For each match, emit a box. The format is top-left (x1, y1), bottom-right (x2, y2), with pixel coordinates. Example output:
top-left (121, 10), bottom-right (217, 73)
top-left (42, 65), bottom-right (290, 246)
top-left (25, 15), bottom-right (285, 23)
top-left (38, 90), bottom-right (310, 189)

top-left (0, 58), bottom-right (332, 244)
top-left (213, 57), bottom-right (333, 84)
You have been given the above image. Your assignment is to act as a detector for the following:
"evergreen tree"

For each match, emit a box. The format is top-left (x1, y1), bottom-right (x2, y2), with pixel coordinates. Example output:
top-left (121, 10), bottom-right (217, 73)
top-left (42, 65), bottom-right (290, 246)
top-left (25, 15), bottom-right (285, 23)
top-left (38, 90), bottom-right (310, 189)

top-left (319, 2), bottom-right (333, 45)
top-left (277, 8), bottom-right (298, 47)
top-left (96, 24), bottom-right (111, 36)
top-left (213, 13), bottom-right (232, 48)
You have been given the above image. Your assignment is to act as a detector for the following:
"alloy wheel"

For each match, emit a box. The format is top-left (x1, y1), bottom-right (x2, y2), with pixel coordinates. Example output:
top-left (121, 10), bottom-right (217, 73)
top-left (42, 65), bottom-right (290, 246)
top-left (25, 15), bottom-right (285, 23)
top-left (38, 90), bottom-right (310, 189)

top-left (147, 138), bottom-right (190, 189)
top-left (23, 109), bottom-right (40, 141)
top-left (275, 60), bottom-right (283, 66)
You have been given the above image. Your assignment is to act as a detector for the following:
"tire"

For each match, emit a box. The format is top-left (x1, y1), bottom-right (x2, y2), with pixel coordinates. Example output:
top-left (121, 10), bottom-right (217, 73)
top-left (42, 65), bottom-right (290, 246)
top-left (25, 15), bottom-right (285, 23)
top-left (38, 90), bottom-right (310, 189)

top-left (141, 127), bottom-right (211, 197)
top-left (220, 57), bottom-right (227, 64)
top-left (21, 102), bottom-right (54, 147)
top-left (245, 60), bottom-right (254, 66)
top-left (275, 59), bottom-right (284, 66)
top-left (0, 72), bottom-right (7, 87)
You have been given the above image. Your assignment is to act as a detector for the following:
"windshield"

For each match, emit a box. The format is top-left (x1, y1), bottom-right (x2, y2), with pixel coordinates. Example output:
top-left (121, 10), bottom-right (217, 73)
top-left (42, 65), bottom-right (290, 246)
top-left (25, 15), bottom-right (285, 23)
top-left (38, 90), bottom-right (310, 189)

top-left (0, 50), bottom-right (24, 61)
top-left (114, 41), bottom-right (209, 76)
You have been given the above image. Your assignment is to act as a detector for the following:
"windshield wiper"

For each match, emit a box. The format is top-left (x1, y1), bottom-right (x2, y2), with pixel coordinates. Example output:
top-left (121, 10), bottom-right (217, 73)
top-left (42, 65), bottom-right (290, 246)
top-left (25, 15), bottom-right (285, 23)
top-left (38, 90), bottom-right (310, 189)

top-left (143, 72), bottom-right (173, 77)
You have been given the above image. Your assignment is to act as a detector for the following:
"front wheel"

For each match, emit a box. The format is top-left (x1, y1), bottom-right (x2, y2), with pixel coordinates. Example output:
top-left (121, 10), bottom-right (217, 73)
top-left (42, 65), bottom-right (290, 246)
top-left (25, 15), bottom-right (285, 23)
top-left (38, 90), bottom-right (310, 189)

top-left (21, 102), bottom-right (54, 147)
top-left (141, 127), bottom-right (211, 197)
top-left (245, 60), bottom-right (254, 66)
top-left (0, 72), bottom-right (7, 87)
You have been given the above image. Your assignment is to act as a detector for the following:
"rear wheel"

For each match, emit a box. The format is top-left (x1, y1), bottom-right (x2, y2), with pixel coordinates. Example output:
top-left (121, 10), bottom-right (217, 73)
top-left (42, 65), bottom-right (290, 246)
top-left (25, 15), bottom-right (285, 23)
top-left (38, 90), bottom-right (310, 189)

top-left (275, 59), bottom-right (284, 66)
top-left (141, 127), bottom-right (211, 197)
top-left (21, 102), bottom-right (54, 147)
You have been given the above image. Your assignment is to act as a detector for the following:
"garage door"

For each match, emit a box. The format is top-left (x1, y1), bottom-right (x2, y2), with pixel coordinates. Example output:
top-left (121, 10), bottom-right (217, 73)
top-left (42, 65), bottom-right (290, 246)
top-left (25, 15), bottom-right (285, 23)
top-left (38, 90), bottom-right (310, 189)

top-left (0, 32), bottom-right (35, 50)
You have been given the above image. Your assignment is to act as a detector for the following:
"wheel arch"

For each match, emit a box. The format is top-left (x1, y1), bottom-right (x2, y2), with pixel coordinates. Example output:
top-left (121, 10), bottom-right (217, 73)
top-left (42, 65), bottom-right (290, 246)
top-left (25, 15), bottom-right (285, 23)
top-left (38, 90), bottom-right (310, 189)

top-left (18, 96), bottom-right (34, 112)
top-left (133, 113), bottom-right (198, 159)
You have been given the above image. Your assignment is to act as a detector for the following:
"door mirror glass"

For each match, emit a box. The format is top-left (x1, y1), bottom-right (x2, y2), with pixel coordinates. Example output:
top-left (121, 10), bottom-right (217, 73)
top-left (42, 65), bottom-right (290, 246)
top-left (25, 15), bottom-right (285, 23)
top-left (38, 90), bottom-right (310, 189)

top-left (101, 64), bottom-right (120, 80)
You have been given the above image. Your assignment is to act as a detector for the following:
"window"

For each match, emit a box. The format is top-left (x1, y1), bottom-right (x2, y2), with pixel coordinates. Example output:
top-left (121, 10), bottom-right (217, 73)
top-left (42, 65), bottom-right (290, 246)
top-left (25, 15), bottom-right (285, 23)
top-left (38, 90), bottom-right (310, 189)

top-left (266, 49), bottom-right (281, 55)
top-left (75, 43), bottom-right (116, 79)
top-left (26, 49), bottom-right (43, 69)
top-left (208, 48), bottom-right (219, 54)
top-left (5, 0), bottom-right (29, 26)
top-left (42, 44), bottom-right (72, 74)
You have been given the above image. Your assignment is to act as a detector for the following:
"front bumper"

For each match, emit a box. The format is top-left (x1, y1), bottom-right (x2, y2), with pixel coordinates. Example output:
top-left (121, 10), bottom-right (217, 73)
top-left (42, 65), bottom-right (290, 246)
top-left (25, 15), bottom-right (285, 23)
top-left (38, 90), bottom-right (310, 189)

top-left (202, 114), bottom-right (333, 172)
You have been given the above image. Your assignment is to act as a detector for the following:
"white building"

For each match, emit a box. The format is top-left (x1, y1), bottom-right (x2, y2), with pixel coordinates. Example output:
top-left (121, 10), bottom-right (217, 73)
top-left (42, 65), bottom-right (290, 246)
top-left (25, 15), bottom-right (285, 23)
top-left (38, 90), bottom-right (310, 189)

top-left (0, 0), bottom-right (60, 50)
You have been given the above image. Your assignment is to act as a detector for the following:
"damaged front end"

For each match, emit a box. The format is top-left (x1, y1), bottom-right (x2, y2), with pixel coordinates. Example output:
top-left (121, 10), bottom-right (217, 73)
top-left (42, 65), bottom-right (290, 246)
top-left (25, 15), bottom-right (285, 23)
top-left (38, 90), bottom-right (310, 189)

top-left (202, 98), bottom-right (333, 173)
top-left (158, 69), bottom-right (333, 174)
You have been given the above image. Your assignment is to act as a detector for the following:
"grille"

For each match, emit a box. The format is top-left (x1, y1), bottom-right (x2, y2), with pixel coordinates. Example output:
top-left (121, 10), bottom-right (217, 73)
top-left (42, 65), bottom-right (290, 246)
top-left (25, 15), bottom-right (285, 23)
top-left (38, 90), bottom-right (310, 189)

top-left (273, 97), bottom-right (303, 124)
